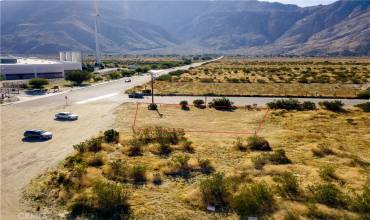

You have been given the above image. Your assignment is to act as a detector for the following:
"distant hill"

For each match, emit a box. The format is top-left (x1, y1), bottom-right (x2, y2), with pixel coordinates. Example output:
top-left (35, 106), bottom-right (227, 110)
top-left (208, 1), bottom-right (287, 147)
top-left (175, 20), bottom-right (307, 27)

top-left (1, 0), bottom-right (369, 55)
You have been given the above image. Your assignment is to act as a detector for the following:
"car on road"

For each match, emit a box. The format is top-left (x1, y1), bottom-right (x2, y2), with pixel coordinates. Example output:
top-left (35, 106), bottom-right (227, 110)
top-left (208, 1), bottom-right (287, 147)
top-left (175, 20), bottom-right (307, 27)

top-left (124, 78), bottom-right (131, 83)
top-left (24, 130), bottom-right (53, 140)
top-left (55, 112), bottom-right (79, 120)
top-left (128, 93), bottom-right (144, 99)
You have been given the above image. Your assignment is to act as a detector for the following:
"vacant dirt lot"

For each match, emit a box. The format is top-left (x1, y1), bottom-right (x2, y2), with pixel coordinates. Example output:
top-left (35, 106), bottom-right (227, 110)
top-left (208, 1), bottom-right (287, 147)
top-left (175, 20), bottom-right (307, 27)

top-left (129, 58), bottom-right (370, 98)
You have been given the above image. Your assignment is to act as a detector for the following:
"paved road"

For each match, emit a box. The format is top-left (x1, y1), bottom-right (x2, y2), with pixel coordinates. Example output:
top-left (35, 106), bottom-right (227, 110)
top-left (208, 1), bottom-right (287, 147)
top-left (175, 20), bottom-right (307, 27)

top-left (0, 59), bottom-right (219, 220)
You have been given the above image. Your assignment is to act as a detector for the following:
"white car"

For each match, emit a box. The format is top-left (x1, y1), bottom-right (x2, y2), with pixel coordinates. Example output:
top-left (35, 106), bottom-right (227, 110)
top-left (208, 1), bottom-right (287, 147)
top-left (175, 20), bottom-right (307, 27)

top-left (125, 78), bottom-right (131, 83)
top-left (55, 112), bottom-right (78, 120)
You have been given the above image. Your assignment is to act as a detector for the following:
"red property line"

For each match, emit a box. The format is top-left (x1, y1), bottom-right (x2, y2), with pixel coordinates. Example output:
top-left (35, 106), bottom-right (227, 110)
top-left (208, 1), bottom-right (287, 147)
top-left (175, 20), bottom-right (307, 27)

top-left (131, 102), bottom-right (270, 135)
top-left (255, 108), bottom-right (270, 135)
top-left (131, 102), bottom-right (140, 131)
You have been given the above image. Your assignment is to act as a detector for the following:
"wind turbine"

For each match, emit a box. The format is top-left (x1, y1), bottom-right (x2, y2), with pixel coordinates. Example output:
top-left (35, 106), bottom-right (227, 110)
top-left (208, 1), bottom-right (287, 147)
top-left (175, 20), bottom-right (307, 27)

top-left (94, 0), bottom-right (101, 68)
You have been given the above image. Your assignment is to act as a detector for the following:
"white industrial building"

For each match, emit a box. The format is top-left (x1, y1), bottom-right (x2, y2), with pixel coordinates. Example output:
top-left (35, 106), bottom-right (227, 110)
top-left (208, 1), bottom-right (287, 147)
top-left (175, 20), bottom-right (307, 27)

top-left (0, 52), bottom-right (82, 80)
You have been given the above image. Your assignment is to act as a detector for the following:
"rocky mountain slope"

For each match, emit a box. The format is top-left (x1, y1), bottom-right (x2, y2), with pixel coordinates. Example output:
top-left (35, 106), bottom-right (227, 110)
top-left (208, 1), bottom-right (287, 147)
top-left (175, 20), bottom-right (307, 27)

top-left (1, 0), bottom-right (369, 55)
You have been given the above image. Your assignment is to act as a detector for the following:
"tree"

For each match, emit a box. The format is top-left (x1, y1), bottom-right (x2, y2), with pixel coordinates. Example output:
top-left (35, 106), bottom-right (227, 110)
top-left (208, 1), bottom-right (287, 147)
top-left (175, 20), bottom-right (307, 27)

top-left (28, 78), bottom-right (49, 89)
top-left (65, 70), bottom-right (92, 85)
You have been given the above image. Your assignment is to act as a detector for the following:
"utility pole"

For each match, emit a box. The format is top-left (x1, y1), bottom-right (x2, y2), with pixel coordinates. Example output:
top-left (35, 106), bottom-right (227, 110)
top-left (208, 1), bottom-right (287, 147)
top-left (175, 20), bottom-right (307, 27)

top-left (151, 71), bottom-right (154, 105)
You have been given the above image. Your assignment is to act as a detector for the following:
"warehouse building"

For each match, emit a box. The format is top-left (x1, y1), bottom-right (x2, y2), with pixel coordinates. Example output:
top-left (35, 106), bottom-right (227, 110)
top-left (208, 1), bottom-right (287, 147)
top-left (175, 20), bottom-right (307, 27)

top-left (0, 52), bottom-right (82, 80)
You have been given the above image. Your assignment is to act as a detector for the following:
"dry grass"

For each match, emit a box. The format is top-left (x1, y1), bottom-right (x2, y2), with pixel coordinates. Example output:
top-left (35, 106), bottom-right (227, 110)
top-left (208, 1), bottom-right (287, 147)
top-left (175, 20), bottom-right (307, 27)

top-left (129, 58), bottom-right (370, 98)
top-left (24, 103), bottom-right (370, 219)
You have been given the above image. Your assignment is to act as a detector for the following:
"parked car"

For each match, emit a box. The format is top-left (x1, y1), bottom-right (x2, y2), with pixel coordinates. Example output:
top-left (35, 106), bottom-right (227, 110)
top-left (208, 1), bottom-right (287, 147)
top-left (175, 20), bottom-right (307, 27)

top-left (55, 112), bottom-right (79, 120)
top-left (128, 93), bottom-right (144, 99)
top-left (124, 78), bottom-right (131, 83)
top-left (24, 130), bottom-right (53, 140)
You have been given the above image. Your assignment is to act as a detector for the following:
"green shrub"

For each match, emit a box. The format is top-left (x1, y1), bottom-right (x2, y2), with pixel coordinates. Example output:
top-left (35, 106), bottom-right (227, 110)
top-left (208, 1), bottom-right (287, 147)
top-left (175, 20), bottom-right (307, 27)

top-left (302, 101), bottom-right (317, 110)
top-left (156, 74), bottom-right (172, 81)
top-left (350, 187), bottom-right (370, 214)
top-left (87, 152), bottom-right (104, 167)
top-left (198, 158), bottom-right (214, 174)
top-left (158, 142), bottom-right (172, 156)
top-left (168, 70), bottom-right (185, 76)
top-left (106, 160), bottom-right (127, 182)
top-left (135, 126), bottom-right (185, 145)
top-left (319, 100), bottom-right (344, 112)
top-left (199, 173), bottom-right (229, 210)
top-left (247, 135), bottom-right (272, 151)
top-left (319, 166), bottom-right (339, 181)
top-left (73, 137), bottom-right (102, 153)
top-left (121, 69), bottom-right (135, 77)
top-left (309, 183), bottom-right (348, 208)
top-left (181, 140), bottom-right (194, 153)
top-left (193, 99), bottom-right (205, 108)
top-left (267, 99), bottom-right (316, 111)
top-left (129, 165), bottom-right (147, 184)
top-left (231, 183), bottom-right (274, 217)
top-left (28, 78), bottom-right (49, 89)
top-left (357, 88), bottom-right (370, 99)
top-left (252, 155), bottom-right (269, 170)
top-left (166, 155), bottom-right (191, 177)
top-left (108, 71), bottom-right (122, 80)
top-left (355, 102), bottom-right (370, 112)
top-left (135, 65), bottom-right (150, 73)
top-left (65, 70), bottom-right (92, 85)
top-left (127, 139), bottom-right (143, 156)
top-left (284, 210), bottom-right (300, 220)
top-left (306, 204), bottom-right (341, 220)
top-left (267, 99), bottom-right (301, 110)
top-left (92, 74), bottom-right (103, 82)
top-left (208, 97), bottom-right (234, 110)
top-left (104, 129), bottom-right (119, 143)
top-left (152, 172), bottom-right (162, 185)
top-left (147, 103), bottom-right (158, 111)
top-left (273, 172), bottom-right (300, 198)
top-left (268, 149), bottom-right (292, 164)
top-left (179, 100), bottom-right (189, 110)
top-left (69, 181), bottom-right (129, 218)
top-left (252, 150), bottom-right (291, 169)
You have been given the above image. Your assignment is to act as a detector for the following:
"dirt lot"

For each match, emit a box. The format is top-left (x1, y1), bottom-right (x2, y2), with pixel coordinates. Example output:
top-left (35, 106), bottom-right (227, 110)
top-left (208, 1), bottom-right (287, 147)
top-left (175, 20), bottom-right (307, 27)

top-left (23, 102), bottom-right (369, 219)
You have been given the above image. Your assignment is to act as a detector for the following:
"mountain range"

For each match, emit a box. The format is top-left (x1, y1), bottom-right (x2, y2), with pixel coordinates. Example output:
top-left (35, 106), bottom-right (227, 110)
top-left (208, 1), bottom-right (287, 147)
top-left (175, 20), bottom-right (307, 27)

top-left (1, 0), bottom-right (369, 55)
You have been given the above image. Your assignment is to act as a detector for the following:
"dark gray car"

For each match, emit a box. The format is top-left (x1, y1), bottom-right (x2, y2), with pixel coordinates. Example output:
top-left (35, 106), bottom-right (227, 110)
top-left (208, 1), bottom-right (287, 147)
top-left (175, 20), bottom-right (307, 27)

top-left (24, 130), bottom-right (53, 140)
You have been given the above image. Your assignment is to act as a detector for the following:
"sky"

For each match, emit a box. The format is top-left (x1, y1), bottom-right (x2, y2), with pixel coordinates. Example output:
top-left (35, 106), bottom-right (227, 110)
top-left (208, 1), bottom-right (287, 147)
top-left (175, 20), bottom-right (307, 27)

top-left (262, 0), bottom-right (337, 7)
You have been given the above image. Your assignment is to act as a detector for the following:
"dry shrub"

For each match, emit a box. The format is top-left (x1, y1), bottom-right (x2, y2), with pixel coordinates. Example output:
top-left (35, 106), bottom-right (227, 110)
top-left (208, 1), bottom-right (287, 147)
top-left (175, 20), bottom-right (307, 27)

top-left (198, 158), bottom-right (214, 174)
top-left (312, 144), bottom-right (335, 158)
top-left (233, 137), bottom-right (248, 151)
top-left (252, 149), bottom-right (291, 169)
top-left (180, 140), bottom-right (194, 153)
top-left (127, 139), bottom-right (143, 156)
top-left (247, 135), bottom-right (272, 151)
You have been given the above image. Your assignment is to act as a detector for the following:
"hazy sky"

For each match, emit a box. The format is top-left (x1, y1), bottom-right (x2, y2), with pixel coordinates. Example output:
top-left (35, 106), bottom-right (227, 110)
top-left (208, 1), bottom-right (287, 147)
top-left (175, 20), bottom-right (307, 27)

top-left (262, 0), bottom-right (337, 7)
